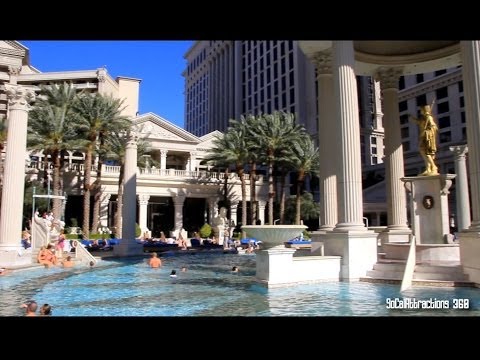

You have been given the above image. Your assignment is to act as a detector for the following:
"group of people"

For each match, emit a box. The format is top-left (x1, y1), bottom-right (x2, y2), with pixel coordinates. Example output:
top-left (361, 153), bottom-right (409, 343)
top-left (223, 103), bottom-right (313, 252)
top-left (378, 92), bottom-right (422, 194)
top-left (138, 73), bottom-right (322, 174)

top-left (146, 231), bottom-right (188, 250)
top-left (21, 300), bottom-right (52, 316)
top-left (37, 244), bottom-right (75, 268)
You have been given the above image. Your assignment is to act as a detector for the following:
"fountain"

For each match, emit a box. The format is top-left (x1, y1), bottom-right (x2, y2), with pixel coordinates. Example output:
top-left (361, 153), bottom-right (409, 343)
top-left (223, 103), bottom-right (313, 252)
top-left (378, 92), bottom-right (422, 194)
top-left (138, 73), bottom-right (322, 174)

top-left (241, 224), bottom-right (341, 287)
top-left (241, 224), bottom-right (307, 249)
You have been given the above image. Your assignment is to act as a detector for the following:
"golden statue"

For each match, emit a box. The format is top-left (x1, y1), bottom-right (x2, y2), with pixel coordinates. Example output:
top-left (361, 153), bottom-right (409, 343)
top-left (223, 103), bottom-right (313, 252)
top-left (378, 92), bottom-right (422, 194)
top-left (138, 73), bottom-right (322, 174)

top-left (410, 104), bottom-right (439, 176)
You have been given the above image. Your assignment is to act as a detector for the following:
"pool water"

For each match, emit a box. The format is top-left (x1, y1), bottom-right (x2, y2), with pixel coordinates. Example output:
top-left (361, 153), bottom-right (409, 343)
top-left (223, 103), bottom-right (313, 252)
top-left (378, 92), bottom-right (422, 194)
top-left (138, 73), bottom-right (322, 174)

top-left (1, 253), bottom-right (480, 316)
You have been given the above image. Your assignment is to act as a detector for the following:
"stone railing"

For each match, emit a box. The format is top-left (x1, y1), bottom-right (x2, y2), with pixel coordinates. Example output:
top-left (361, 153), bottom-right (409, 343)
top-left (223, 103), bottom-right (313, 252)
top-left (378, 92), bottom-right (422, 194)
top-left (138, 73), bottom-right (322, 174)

top-left (25, 162), bottom-right (264, 183)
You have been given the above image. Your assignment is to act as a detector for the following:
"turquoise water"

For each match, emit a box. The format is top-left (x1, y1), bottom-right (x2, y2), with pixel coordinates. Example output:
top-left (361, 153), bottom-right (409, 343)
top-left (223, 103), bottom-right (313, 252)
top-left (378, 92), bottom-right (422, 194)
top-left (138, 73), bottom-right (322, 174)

top-left (1, 253), bottom-right (480, 316)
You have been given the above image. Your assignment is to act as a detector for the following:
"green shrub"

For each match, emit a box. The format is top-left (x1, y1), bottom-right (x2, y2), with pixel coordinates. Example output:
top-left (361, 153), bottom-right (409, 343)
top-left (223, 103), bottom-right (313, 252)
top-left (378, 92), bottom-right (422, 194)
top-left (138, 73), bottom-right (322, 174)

top-left (199, 223), bottom-right (212, 238)
top-left (65, 234), bottom-right (81, 240)
top-left (135, 223), bottom-right (142, 238)
top-left (302, 230), bottom-right (311, 240)
top-left (70, 218), bottom-right (78, 227)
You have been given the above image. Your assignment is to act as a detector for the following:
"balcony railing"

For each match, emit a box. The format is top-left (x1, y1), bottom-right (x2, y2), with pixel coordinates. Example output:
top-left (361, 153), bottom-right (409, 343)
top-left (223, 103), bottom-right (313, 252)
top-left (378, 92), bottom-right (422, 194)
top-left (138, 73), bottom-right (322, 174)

top-left (25, 161), bottom-right (264, 183)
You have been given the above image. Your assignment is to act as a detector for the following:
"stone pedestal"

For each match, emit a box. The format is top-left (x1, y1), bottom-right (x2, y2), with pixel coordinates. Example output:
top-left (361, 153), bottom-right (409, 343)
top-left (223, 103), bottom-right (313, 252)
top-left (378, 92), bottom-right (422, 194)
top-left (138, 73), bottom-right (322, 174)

top-left (255, 248), bottom-right (297, 285)
top-left (402, 175), bottom-right (455, 244)
top-left (458, 232), bottom-right (480, 286)
top-left (323, 231), bottom-right (378, 281)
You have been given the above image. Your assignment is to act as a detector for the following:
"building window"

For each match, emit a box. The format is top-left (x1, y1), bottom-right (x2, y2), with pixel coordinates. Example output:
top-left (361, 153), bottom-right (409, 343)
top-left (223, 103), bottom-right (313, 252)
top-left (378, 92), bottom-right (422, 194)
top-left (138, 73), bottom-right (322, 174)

top-left (458, 81), bottom-right (464, 93)
top-left (372, 157), bottom-right (378, 165)
top-left (436, 86), bottom-right (448, 99)
top-left (460, 96), bottom-right (464, 108)
top-left (401, 127), bottom-right (409, 138)
top-left (437, 101), bottom-right (449, 114)
top-left (462, 126), bottom-right (467, 140)
top-left (371, 137), bottom-right (377, 145)
top-left (400, 114), bottom-right (409, 124)
top-left (371, 147), bottom-right (377, 155)
top-left (435, 69), bottom-right (447, 76)
top-left (399, 100), bottom-right (408, 112)
top-left (399, 76), bottom-right (405, 90)
top-left (403, 141), bottom-right (410, 152)
top-left (438, 116), bottom-right (451, 129)
top-left (416, 94), bottom-right (427, 107)
top-left (416, 74), bottom-right (424, 83)
top-left (461, 111), bottom-right (466, 123)
top-left (439, 131), bottom-right (451, 143)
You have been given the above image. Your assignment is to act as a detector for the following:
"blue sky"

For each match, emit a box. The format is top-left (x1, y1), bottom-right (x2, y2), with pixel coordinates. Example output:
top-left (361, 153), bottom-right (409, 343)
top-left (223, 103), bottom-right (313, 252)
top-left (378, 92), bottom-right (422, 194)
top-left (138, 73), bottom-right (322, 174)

top-left (21, 41), bottom-right (194, 128)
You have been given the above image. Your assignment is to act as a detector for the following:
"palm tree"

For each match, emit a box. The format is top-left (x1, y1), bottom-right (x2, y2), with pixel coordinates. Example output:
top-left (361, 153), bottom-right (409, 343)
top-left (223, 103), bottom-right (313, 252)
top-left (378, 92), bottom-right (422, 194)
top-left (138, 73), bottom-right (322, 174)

top-left (208, 119), bottom-right (250, 229)
top-left (27, 83), bottom-right (80, 220)
top-left (248, 111), bottom-right (305, 224)
top-left (243, 114), bottom-right (261, 224)
top-left (291, 133), bottom-right (320, 224)
top-left (72, 93), bottom-right (129, 238)
top-left (104, 130), bottom-right (151, 238)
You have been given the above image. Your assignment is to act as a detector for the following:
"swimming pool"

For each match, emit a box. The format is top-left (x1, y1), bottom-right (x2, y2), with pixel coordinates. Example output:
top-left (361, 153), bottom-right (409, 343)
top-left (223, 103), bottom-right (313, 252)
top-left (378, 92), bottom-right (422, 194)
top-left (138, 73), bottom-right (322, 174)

top-left (1, 253), bottom-right (479, 316)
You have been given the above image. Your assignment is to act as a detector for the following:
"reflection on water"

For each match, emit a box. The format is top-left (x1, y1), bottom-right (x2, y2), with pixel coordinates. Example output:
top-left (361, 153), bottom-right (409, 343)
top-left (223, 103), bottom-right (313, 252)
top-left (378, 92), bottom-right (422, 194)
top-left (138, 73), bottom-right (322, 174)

top-left (1, 254), bottom-right (479, 316)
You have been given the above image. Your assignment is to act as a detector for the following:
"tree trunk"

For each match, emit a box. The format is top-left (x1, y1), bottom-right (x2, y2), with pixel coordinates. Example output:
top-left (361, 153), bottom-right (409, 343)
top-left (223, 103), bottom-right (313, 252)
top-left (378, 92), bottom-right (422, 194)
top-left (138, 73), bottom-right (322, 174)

top-left (91, 159), bottom-right (103, 234)
top-left (82, 145), bottom-right (93, 239)
top-left (51, 149), bottom-right (62, 220)
top-left (114, 163), bottom-right (124, 239)
top-left (238, 165), bottom-right (247, 238)
top-left (295, 171), bottom-right (305, 225)
top-left (249, 161), bottom-right (257, 225)
top-left (279, 168), bottom-right (287, 224)
top-left (268, 158), bottom-right (274, 225)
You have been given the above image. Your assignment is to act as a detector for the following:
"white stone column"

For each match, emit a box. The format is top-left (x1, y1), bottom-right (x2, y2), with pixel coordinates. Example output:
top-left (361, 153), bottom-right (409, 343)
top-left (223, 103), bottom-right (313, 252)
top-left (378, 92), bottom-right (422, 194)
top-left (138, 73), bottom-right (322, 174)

top-left (230, 200), bottom-right (239, 226)
top-left (189, 152), bottom-right (197, 172)
top-left (173, 194), bottom-right (186, 232)
top-left (138, 194), bottom-right (150, 234)
top-left (457, 42), bottom-right (480, 287)
top-left (461, 41), bottom-right (480, 231)
top-left (376, 67), bottom-right (410, 243)
top-left (160, 149), bottom-right (168, 171)
top-left (99, 193), bottom-right (112, 228)
top-left (0, 84), bottom-right (35, 251)
top-left (115, 131), bottom-right (142, 256)
top-left (208, 197), bottom-right (218, 224)
top-left (332, 41), bottom-right (365, 230)
top-left (450, 145), bottom-right (471, 231)
top-left (257, 200), bottom-right (266, 225)
top-left (314, 51), bottom-right (338, 231)
top-left (324, 42), bottom-right (377, 281)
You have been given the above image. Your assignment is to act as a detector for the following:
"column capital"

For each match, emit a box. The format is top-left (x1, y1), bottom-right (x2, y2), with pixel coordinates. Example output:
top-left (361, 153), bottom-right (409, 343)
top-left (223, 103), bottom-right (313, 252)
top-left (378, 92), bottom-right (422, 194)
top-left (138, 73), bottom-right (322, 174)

top-left (8, 65), bottom-right (22, 79)
top-left (257, 200), bottom-right (266, 208)
top-left (138, 193), bottom-right (150, 205)
top-left (160, 149), bottom-right (168, 157)
top-left (449, 145), bottom-right (468, 159)
top-left (5, 84), bottom-right (36, 111)
top-left (190, 151), bottom-right (197, 157)
top-left (126, 130), bottom-right (138, 147)
top-left (313, 51), bottom-right (332, 76)
top-left (173, 194), bottom-right (186, 205)
top-left (374, 67), bottom-right (403, 90)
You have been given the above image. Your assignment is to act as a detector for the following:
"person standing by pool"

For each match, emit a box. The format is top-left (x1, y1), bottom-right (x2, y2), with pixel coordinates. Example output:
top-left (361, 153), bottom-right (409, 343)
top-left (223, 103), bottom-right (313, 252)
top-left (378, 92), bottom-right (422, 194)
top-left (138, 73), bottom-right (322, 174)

top-left (149, 252), bottom-right (162, 268)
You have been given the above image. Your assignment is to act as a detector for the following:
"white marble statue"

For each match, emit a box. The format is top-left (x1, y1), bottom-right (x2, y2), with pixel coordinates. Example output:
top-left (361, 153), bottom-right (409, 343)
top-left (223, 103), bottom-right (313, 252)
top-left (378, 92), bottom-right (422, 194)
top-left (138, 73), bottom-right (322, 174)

top-left (212, 207), bottom-right (229, 246)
